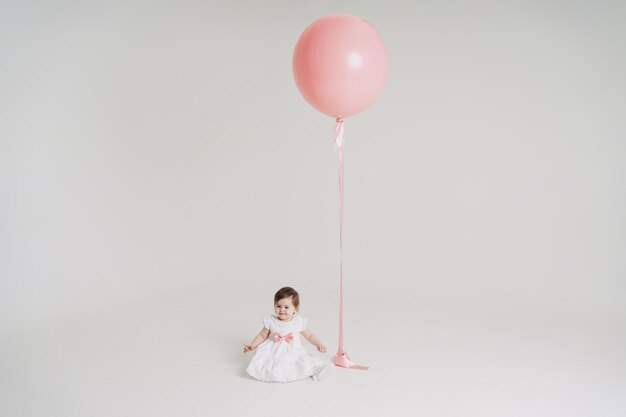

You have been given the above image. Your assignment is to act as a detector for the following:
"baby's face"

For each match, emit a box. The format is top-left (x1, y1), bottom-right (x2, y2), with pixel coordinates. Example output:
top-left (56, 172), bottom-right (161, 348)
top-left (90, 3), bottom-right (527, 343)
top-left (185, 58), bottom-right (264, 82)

top-left (274, 297), bottom-right (297, 321)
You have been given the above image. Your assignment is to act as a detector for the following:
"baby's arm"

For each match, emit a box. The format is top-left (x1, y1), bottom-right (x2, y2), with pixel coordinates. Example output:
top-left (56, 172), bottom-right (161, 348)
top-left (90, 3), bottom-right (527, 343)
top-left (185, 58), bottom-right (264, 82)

top-left (243, 327), bottom-right (270, 353)
top-left (301, 328), bottom-right (327, 353)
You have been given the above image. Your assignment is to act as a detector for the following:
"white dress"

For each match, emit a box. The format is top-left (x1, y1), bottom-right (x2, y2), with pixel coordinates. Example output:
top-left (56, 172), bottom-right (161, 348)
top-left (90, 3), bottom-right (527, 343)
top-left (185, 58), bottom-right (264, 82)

top-left (246, 315), bottom-right (328, 382)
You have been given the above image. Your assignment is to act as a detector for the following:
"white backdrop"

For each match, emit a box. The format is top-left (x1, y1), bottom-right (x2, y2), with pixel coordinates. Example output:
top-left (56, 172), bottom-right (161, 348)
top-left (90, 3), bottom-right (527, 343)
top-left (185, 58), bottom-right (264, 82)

top-left (1, 1), bottom-right (625, 416)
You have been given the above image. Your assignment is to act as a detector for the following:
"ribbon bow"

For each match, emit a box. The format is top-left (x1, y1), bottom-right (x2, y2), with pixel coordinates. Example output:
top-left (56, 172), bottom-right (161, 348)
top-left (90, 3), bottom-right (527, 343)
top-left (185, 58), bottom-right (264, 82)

top-left (274, 332), bottom-right (294, 343)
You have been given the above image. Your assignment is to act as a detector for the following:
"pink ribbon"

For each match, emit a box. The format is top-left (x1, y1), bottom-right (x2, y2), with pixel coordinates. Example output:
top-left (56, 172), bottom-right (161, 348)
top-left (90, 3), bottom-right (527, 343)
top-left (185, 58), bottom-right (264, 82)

top-left (333, 118), bottom-right (369, 371)
top-left (274, 332), bottom-right (294, 343)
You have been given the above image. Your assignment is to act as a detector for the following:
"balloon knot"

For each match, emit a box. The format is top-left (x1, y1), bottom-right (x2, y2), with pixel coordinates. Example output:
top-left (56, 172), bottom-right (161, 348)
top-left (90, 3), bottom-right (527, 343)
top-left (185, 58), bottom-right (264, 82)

top-left (334, 119), bottom-right (345, 147)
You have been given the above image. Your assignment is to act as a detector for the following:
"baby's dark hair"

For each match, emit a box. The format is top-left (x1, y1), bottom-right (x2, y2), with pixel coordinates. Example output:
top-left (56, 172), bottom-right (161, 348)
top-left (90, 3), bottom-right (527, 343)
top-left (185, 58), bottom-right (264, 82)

top-left (274, 287), bottom-right (300, 310)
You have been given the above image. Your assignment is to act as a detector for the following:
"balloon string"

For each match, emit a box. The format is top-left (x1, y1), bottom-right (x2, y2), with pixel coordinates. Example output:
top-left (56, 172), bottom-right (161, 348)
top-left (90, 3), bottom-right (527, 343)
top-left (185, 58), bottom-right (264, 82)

top-left (333, 118), bottom-right (368, 370)
top-left (335, 118), bottom-right (345, 355)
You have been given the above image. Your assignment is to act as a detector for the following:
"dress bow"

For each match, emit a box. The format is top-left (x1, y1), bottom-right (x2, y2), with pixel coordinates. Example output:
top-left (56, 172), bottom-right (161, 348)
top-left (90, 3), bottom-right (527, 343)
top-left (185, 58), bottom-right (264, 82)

top-left (274, 332), bottom-right (294, 343)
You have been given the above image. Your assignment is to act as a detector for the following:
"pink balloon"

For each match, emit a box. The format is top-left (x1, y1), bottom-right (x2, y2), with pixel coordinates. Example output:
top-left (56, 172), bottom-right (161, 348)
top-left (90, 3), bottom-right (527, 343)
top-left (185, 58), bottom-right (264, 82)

top-left (293, 14), bottom-right (388, 119)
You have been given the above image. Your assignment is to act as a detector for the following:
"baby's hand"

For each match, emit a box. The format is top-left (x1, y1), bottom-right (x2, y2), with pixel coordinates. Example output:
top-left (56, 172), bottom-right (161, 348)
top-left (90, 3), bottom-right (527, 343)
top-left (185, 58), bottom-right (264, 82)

top-left (243, 344), bottom-right (253, 353)
top-left (316, 343), bottom-right (327, 353)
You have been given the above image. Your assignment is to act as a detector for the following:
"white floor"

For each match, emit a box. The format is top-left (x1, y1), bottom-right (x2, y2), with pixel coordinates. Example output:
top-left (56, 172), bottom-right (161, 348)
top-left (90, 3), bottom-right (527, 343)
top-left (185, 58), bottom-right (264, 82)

top-left (1, 286), bottom-right (624, 417)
